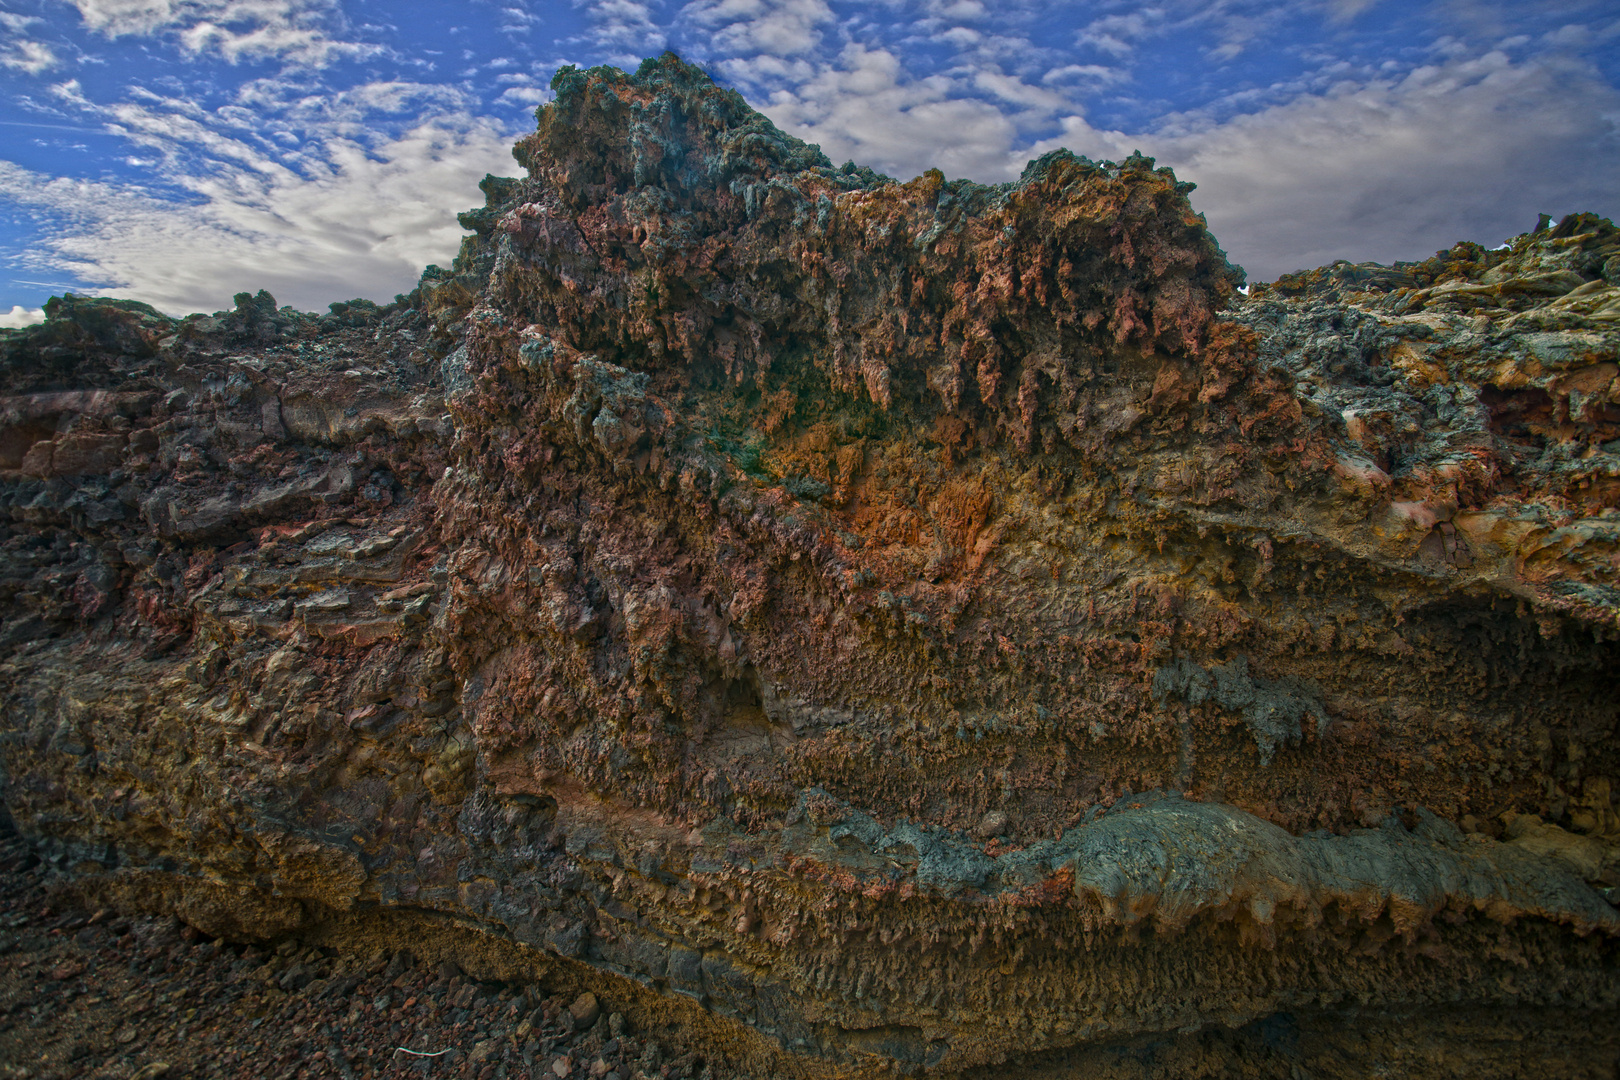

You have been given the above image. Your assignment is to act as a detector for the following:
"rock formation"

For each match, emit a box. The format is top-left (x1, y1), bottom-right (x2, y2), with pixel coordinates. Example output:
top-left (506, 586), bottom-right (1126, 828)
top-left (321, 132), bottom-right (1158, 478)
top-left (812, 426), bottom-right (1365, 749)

top-left (2, 54), bottom-right (1617, 1076)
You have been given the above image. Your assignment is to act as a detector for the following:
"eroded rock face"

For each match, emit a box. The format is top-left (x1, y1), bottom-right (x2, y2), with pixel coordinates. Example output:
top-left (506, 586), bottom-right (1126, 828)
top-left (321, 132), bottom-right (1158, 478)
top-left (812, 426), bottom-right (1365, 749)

top-left (1, 54), bottom-right (1617, 1076)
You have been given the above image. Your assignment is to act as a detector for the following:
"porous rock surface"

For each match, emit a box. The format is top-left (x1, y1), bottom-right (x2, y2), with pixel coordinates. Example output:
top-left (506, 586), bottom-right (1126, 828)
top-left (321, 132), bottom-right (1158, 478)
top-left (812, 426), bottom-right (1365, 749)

top-left (2, 55), bottom-right (1618, 1076)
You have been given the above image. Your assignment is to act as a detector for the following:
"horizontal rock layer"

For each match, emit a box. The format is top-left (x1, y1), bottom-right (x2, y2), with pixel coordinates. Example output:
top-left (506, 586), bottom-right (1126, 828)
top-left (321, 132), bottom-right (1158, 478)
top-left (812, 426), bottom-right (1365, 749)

top-left (1, 54), bottom-right (1617, 1076)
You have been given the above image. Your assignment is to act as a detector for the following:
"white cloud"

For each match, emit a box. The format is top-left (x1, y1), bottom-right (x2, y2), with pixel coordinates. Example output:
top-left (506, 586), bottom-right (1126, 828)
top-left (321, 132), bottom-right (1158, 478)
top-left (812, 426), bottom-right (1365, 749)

top-left (1325, 0), bottom-right (1384, 21)
top-left (970, 69), bottom-right (1073, 111)
top-left (496, 84), bottom-right (552, 107)
top-left (579, 0), bottom-right (668, 58)
top-left (1, 10), bottom-right (63, 73)
top-left (63, 0), bottom-right (374, 66)
top-left (177, 18), bottom-right (352, 64)
top-left (1041, 62), bottom-right (1125, 85)
top-left (497, 4), bottom-right (540, 35)
top-left (672, 1), bottom-right (1102, 183)
top-left (1024, 49), bottom-right (1620, 279)
top-left (1, 36), bottom-right (60, 74)
top-left (1075, 11), bottom-right (1154, 58)
top-left (718, 16), bottom-right (1616, 280)
top-left (69, 0), bottom-right (308, 36)
top-left (754, 44), bottom-right (1026, 180)
top-left (8, 0), bottom-right (1616, 315)
top-left (1, 305), bottom-right (47, 329)
top-left (1071, 1), bottom-right (1394, 63)
top-left (2, 78), bottom-right (519, 314)
top-left (680, 0), bottom-right (833, 56)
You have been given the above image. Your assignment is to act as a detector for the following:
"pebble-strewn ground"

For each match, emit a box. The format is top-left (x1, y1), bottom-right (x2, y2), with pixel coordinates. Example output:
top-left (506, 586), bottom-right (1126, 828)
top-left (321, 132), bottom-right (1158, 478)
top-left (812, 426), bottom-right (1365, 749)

top-left (0, 826), bottom-right (730, 1080)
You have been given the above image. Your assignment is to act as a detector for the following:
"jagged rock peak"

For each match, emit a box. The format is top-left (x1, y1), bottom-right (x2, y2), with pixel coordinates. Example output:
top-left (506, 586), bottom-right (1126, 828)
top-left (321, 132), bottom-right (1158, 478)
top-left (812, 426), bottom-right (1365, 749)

top-left (454, 52), bottom-right (1242, 448)
top-left (516, 52), bottom-right (846, 204)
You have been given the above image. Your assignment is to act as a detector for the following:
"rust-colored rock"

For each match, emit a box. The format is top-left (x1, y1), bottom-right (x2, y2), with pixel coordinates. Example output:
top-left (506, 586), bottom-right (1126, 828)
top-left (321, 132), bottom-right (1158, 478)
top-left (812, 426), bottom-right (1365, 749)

top-left (1, 55), bottom-right (1617, 1077)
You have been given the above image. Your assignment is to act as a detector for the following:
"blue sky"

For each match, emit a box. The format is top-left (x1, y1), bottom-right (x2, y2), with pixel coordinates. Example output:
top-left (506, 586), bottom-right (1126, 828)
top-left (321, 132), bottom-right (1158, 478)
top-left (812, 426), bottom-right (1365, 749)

top-left (1, 0), bottom-right (1617, 325)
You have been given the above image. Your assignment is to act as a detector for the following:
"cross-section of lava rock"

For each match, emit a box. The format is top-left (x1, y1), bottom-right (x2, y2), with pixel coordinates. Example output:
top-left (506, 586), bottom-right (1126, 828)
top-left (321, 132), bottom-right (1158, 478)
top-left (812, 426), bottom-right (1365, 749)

top-left (1, 53), bottom-right (1617, 1079)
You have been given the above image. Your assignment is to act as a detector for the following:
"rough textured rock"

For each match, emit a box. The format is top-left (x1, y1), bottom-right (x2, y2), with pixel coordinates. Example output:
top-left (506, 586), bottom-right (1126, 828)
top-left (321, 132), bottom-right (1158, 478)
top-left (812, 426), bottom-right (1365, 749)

top-left (1, 55), bottom-right (1617, 1077)
top-left (0, 819), bottom-right (757, 1080)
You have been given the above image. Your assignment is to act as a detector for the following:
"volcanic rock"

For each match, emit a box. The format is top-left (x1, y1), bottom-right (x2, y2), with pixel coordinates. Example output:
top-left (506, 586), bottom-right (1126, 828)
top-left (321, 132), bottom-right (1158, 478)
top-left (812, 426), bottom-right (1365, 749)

top-left (1, 53), bottom-right (1617, 1078)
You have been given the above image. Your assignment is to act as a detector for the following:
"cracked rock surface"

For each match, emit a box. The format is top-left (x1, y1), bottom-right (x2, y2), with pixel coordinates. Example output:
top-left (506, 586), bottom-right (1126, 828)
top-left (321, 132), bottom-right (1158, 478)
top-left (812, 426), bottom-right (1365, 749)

top-left (1, 54), bottom-right (1617, 1077)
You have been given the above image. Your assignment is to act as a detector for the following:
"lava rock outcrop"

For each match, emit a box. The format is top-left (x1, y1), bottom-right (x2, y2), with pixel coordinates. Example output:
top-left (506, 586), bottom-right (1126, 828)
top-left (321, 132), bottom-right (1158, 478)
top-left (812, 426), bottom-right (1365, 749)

top-left (2, 54), bottom-right (1618, 1077)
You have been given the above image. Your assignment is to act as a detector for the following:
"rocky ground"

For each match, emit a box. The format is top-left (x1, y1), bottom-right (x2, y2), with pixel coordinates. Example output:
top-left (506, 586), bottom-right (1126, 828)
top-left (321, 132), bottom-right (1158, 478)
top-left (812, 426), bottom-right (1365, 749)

top-left (0, 822), bottom-right (727, 1080)
top-left (6, 811), bottom-right (1619, 1080)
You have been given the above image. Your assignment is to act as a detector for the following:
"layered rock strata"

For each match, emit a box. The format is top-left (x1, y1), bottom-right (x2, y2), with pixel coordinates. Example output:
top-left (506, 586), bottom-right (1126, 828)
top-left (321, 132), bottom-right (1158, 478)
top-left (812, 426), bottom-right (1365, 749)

top-left (2, 55), bottom-right (1617, 1076)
